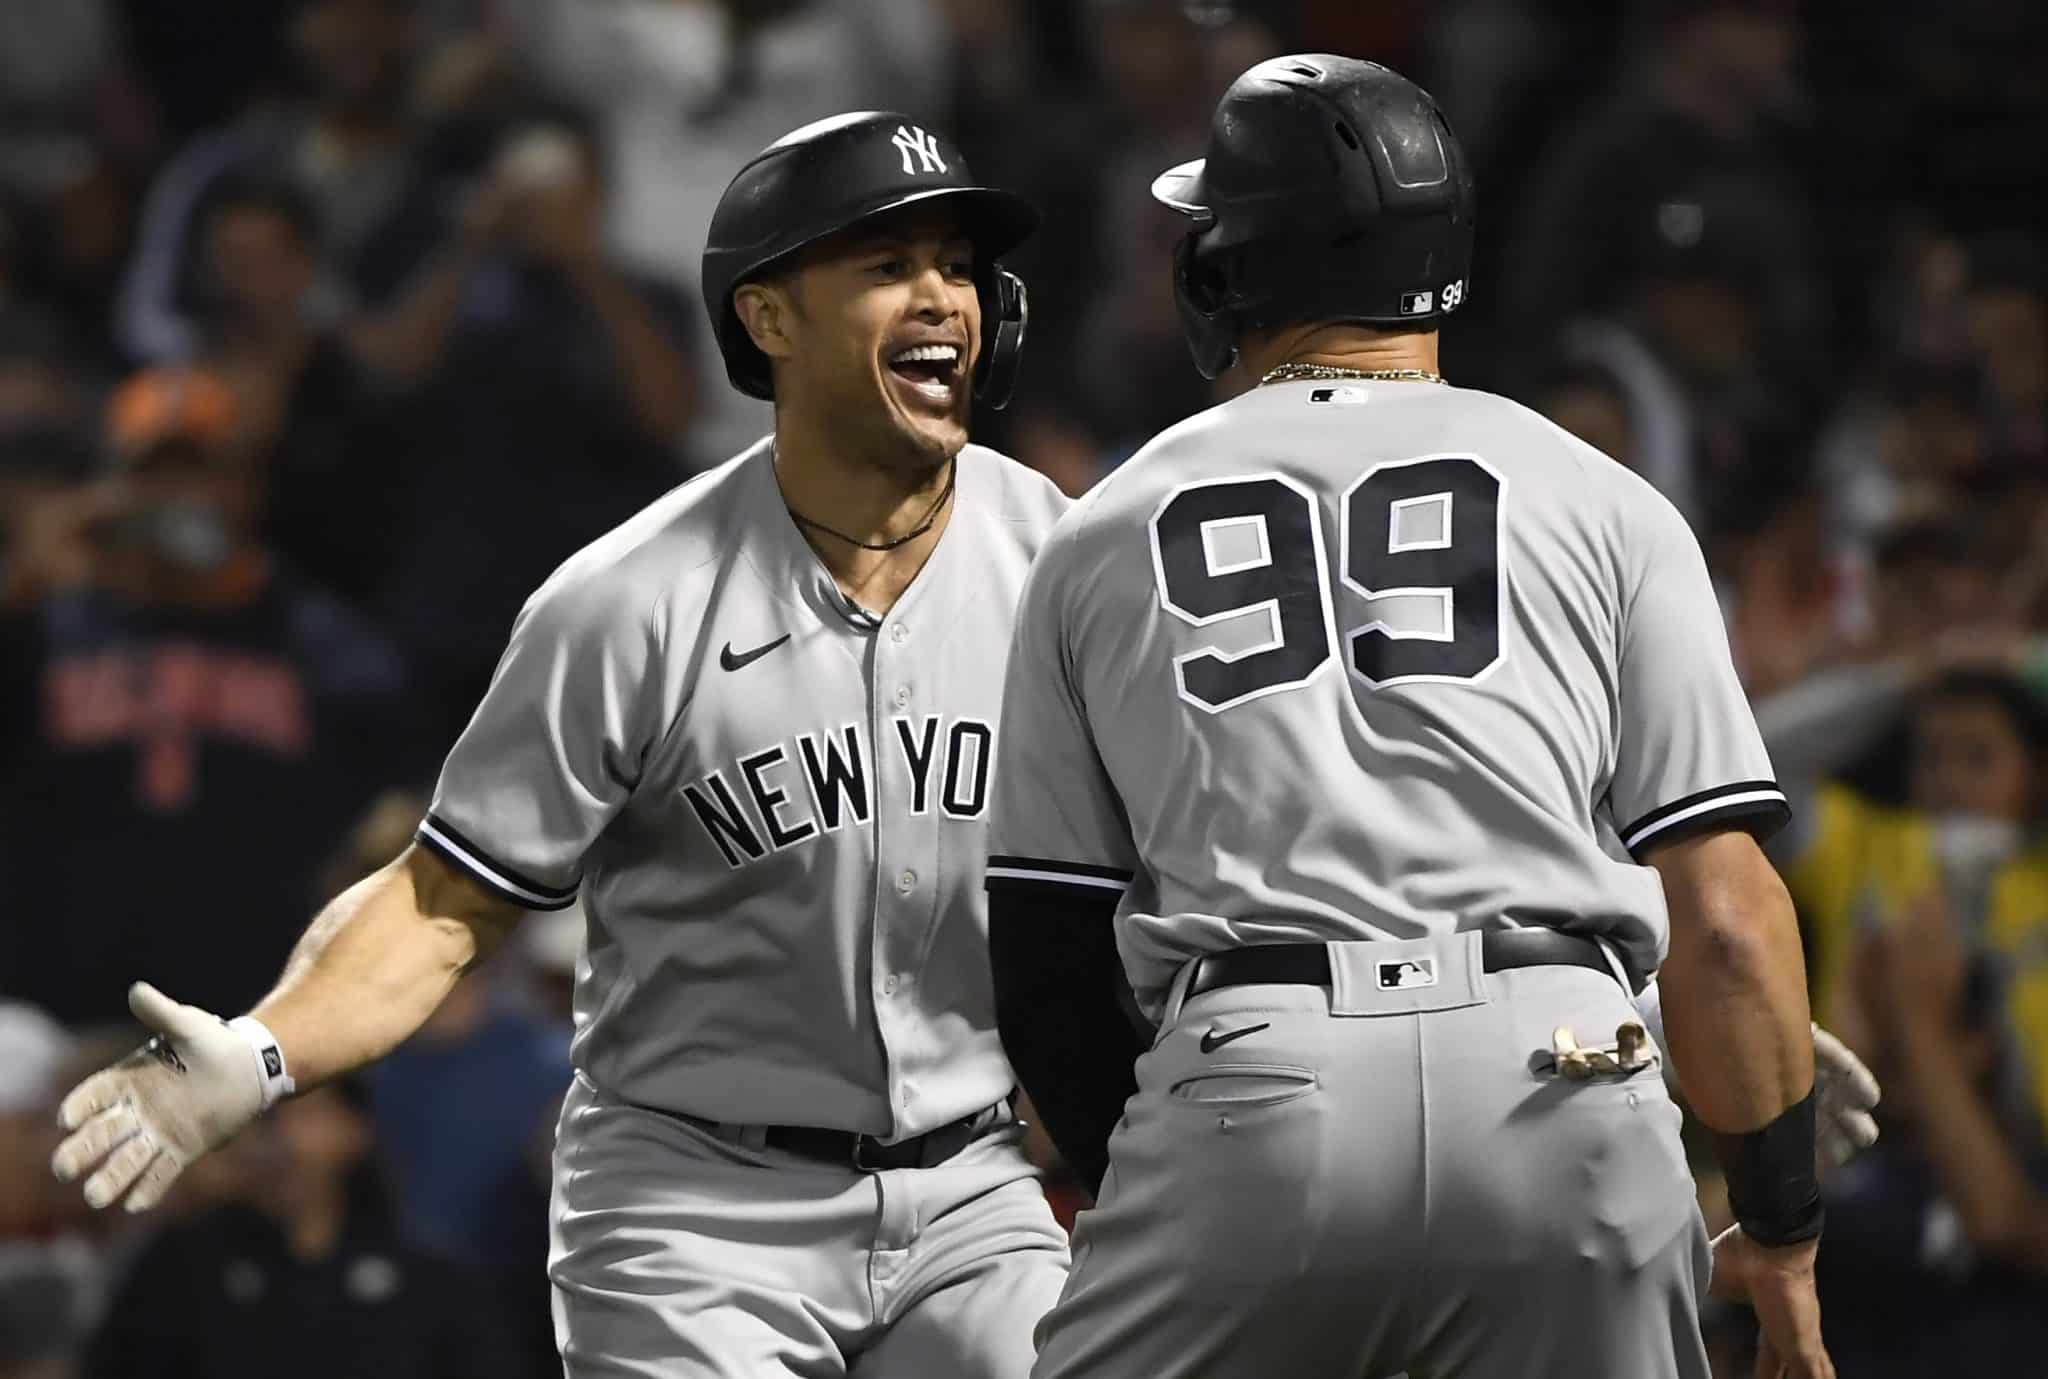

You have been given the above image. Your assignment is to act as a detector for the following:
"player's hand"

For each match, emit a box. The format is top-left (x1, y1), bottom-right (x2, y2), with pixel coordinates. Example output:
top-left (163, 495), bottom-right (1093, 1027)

top-left (49, 984), bottom-right (272, 1213)
top-left (1810, 1024), bottom-right (1879, 1172)
top-left (1708, 1227), bottom-right (1835, 1379)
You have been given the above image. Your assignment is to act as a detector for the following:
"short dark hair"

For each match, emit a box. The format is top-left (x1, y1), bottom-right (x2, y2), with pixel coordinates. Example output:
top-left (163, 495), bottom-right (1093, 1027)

top-left (1917, 667), bottom-right (2048, 762)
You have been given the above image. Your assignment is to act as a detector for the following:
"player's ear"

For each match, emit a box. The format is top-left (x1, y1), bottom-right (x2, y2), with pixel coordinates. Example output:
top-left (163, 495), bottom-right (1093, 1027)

top-left (733, 280), bottom-right (798, 364)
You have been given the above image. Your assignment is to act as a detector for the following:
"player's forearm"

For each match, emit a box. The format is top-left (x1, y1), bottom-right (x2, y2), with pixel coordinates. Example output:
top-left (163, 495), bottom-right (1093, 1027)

top-left (988, 890), bottom-right (1148, 1198)
top-left (1652, 831), bottom-right (1815, 1132)
top-left (251, 845), bottom-right (522, 1088)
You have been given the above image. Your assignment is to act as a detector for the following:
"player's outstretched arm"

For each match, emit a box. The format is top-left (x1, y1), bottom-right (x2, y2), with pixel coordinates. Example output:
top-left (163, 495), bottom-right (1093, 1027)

top-left (1651, 827), bottom-right (1834, 1379)
top-left (51, 844), bottom-right (524, 1213)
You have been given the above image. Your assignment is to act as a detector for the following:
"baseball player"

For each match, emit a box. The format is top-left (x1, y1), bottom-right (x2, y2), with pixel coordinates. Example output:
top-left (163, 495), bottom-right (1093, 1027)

top-left (984, 58), bottom-right (1840, 1379)
top-left (51, 112), bottom-right (1073, 1377)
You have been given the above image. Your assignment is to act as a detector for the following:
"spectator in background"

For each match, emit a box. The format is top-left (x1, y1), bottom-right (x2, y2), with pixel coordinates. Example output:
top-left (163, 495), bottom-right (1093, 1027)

top-left (496, 0), bottom-right (949, 461)
top-left (81, 1078), bottom-right (529, 1379)
top-left (184, 175), bottom-right (409, 610)
top-left (1964, 231), bottom-right (2048, 473)
top-left (1802, 667), bottom-right (2048, 1368)
top-left (1056, 0), bottom-right (1268, 457)
top-left (1763, 664), bottom-right (2047, 1047)
top-left (1506, 0), bottom-right (1826, 397)
top-left (1751, 662), bottom-right (2048, 1370)
top-left (0, 0), bottom-right (153, 366)
top-left (1553, 183), bottom-right (1784, 531)
top-left (368, 111), bottom-right (696, 743)
top-left (0, 367), bottom-right (411, 1026)
top-left (116, 0), bottom-right (451, 363)
top-left (0, 313), bottom-right (103, 591)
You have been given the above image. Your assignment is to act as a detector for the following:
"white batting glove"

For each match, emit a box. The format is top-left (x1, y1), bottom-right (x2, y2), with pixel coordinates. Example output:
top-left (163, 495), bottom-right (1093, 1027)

top-left (50, 983), bottom-right (294, 1213)
top-left (1811, 1022), bottom-right (1880, 1170)
top-left (1631, 979), bottom-right (1881, 1174)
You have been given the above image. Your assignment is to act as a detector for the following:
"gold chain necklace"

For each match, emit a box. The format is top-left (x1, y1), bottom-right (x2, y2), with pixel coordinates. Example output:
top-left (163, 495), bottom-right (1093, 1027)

top-left (1257, 363), bottom-right (1446, 387)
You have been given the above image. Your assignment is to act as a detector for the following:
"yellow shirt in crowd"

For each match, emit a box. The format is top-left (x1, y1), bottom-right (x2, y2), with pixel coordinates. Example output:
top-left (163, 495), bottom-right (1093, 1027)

top-left (1784, 783), bottom-right (2048, 1135)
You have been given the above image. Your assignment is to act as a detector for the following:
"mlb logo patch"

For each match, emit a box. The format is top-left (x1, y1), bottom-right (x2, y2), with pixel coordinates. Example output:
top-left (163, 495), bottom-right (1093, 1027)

top-left (1399, 289), bottom-right (1434, 316)
top-left (1377, 957), bottom-right (1438, 990)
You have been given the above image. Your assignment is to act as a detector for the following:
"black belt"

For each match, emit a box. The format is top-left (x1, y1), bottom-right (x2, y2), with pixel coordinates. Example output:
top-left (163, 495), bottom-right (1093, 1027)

top-left (755, 1100), bottom-right (1010, 1172)
top-left (1185, 930), bottom-right (1618, 1000)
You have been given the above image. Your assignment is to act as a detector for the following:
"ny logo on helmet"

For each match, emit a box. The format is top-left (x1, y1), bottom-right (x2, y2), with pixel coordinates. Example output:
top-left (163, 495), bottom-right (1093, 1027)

top-left (891, 125), bottom-right (947, 176)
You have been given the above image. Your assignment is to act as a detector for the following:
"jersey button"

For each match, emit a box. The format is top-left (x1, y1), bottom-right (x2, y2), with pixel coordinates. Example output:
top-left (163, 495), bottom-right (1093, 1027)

top-left (893, 684), bottom-right (912, 708)
top-left (890, 622), bottom-right (909, 644)
top-left (882, 974), bottom-right (899, 996)
top-left (896, 869), bottom-right (916, 894)
top-left (901, 1083), bottom-right (918, 1107)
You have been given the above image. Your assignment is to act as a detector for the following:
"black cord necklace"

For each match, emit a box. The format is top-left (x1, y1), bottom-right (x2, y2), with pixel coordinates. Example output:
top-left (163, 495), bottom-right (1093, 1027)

top-left (787, 459), bottom-right (957, 551)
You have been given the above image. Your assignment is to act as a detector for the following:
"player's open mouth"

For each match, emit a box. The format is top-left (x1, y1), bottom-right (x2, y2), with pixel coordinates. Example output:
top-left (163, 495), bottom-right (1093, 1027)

top-left (884, 343), bottom-right (963, 411)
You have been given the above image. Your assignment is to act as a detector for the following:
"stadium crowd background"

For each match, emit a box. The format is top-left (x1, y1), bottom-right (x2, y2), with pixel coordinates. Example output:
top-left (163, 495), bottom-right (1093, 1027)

top-left (1, 1), bottom-right (2044, 1375)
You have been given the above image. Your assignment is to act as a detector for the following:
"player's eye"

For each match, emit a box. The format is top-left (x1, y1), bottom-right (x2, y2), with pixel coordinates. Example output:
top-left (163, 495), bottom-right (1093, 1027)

top-left (944, 256), bottom-right (975, 281)
top-left (869, 257), bottom-right (908, 278)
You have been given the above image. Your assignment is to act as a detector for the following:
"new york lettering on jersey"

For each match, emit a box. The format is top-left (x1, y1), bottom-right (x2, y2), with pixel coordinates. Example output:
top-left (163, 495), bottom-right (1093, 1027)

top-left (419, 441), bottom-right (1067, 1135)
top-left (682, 714), bottom-right (997, 868)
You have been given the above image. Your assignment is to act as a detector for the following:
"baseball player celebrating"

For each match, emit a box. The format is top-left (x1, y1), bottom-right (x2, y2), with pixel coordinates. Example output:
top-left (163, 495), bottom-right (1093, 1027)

top-left (51, 113), bottom-right (1072, 1377)
top-left (985, 58), bottom-right (1839, 1379)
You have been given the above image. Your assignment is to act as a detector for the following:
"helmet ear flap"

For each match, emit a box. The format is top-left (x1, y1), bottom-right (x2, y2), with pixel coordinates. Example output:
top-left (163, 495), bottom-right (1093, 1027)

top-left (1172, 233), bottom-right (1239, 380)
top-left (973, 267), bottom-right (1029, 411)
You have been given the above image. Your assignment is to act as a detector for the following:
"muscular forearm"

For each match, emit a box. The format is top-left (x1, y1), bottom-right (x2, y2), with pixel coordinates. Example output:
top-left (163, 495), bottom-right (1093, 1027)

top-left (251, 845), bottom-right (521, 1088)
top-left (1894, 1028), bottom-right (2048, 1270)
top-left (1653, 831), bottom-right (1815, 1131)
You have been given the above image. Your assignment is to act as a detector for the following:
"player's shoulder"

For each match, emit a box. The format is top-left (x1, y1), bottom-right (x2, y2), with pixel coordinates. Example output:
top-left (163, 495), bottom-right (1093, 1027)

top-left (960, 442), bottom-right (1071, 543)
top-left (522, 440), bottom-right (766, 628)
top-left (1059, 400), bottom-right (1229, 525)
top-left (1424, 386), bottom-right (1694, 544)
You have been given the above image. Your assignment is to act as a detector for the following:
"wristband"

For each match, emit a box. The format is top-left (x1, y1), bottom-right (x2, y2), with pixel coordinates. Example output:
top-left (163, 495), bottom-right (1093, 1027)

top-left (228, 1016), bottom-right (297, 1109)
top-left (1713, 1087), bottom-right (1824, 1247)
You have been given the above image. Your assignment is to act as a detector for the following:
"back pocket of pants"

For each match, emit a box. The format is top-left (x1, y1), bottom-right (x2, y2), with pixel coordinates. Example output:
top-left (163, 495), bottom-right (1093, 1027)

top-left (1169, 1064), bottom-right (1318, 1108)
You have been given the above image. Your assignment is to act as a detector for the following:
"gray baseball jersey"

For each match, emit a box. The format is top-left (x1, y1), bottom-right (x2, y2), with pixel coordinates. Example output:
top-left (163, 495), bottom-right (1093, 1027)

top-left (987, 378), bottom-right (1788, 1020)
top-left (419, 439), bottom-right (1068, 1139)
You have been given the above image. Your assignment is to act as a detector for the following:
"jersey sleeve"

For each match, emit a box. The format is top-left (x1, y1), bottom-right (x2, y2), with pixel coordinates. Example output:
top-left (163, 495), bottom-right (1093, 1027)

top-left (417, 569), bottom-right (664, 909)
top-left (1609, 494), bottom-right (1789, 859)
top-left (987, 529), bottom-right (1140, 902)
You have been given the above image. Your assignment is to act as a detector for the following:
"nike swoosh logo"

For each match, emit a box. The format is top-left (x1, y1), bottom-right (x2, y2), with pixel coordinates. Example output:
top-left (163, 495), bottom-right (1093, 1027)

top-left (720, 634), bottom-right (791, 672)
top-left (1199, 1022), bottom-right (1270, 1054)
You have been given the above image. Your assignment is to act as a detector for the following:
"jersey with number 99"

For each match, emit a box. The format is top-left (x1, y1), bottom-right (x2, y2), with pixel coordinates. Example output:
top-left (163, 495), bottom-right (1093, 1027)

top-left (986, 380), bottom-right (1788, 1022)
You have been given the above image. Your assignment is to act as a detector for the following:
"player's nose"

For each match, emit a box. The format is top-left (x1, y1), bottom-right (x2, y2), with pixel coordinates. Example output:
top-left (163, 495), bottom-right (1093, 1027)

top-left (903, 263), bottom-right (959, 322)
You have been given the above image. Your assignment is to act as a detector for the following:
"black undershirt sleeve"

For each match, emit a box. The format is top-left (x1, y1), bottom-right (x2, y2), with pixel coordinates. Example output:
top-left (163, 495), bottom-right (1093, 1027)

top-left (988, 884), bottom-right (1150, 1199)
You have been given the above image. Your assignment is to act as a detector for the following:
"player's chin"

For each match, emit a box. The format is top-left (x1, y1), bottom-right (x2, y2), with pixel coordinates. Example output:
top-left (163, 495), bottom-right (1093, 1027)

top-left (876, 375), bottom-right (970, 467)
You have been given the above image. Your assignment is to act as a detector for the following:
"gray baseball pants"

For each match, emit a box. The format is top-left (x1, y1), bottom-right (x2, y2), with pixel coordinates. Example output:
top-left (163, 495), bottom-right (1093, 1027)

top-left (1030, 933), bottom-right (1712, 1379)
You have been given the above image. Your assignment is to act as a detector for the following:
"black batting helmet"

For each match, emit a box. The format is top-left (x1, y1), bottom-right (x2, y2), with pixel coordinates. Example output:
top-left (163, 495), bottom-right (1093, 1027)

top-left (1151, 55), bottom-right (1476, 379)
top-left (702, 112), bottom-right (1039, 409)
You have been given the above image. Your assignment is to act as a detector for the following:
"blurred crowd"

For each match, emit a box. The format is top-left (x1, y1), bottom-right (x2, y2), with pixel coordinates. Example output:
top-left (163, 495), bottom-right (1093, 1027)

top-left (0, 1), bottom-right (2044, 1376)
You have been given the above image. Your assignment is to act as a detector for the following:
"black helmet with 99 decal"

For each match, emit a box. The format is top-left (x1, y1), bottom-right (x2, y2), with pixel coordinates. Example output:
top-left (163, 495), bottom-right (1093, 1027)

top-left (1151, 56), bottom-right (1476, 379)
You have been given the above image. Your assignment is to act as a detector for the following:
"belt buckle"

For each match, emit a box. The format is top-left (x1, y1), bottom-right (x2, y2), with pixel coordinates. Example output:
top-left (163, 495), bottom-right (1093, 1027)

top-left (851, 1133), bottom-right (889, 1173)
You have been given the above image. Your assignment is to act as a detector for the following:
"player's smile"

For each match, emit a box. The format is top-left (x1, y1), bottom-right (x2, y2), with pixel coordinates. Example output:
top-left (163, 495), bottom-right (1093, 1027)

top-left (881, 329), bottom-right (968, 417)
